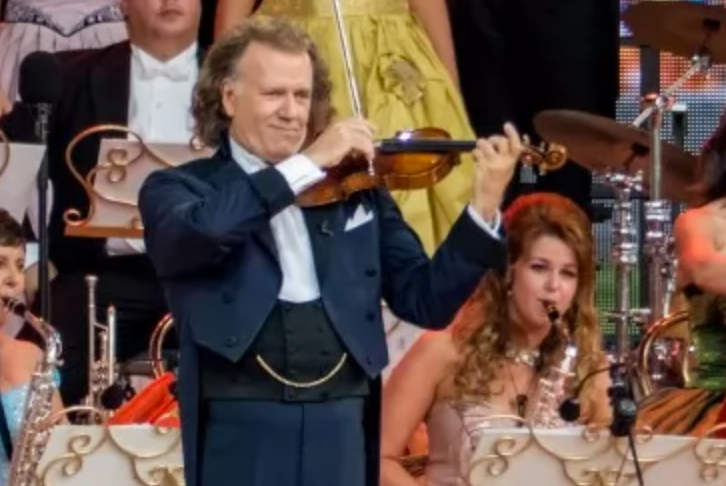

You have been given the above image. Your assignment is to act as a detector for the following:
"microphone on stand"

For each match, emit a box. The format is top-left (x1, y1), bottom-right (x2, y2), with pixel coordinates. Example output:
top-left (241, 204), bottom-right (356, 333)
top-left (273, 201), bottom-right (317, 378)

top-left (558, 363), bottom-right (619, 422)
top-left (17, 52), bottom-right (63, 326)
top-left (558, 361), bottom-right (644, 486)
top-left (558, 362), bottom-right (636, 429)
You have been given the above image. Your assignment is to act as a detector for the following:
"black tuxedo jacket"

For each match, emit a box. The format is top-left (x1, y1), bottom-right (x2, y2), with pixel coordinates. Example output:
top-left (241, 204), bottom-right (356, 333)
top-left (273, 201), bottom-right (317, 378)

top-left (46, 41), bottom-right (204, 273)
top-left (138, 136), bottom-right (508, 486)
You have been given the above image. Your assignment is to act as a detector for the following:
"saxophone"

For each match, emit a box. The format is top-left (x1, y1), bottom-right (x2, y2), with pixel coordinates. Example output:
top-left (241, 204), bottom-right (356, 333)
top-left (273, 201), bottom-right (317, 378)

top-left (529, 301), bottom-right (578, 428)
top-left (4, 296), bottom-right (63, 486)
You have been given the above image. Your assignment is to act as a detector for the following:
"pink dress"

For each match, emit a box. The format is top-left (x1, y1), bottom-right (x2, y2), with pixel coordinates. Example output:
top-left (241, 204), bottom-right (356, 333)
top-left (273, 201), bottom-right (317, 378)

top-left (424, 398), bottom-right (575, 485)
top-left (0, 0), bottom-right (128, 101)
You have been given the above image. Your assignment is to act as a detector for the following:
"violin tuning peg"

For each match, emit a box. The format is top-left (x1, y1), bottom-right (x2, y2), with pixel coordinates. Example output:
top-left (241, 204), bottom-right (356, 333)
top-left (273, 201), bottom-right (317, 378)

top-left (522, 134), bottom-right (531, 145)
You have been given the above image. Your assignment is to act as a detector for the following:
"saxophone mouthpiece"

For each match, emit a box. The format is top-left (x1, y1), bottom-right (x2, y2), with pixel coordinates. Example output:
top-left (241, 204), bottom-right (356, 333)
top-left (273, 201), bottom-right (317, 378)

top-left (541, 300), bottom-right (560, 323)
top-left (1, 296), bottom-right (27, 318)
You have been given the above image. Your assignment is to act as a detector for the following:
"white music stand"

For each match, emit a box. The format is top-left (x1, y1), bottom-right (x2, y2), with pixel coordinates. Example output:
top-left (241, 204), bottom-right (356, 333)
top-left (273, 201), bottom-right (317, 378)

top-left (63, 127), bottom-right (212, 239)
top-left (37, 424), bottom-right (183, 486)
top-left (465, 423), bottom-right (726, 486)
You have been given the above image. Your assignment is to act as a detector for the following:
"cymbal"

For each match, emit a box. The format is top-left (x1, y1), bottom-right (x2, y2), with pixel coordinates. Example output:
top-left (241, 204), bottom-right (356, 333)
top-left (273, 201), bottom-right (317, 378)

top-left (623, 2), bottom-right (726, 63)
top-left (533, 110), bottom-right (698, 203)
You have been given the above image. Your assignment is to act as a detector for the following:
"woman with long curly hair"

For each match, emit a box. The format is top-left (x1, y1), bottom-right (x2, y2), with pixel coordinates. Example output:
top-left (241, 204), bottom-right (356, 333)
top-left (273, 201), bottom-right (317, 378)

top-left (379, 192), bottom-right (612, 486)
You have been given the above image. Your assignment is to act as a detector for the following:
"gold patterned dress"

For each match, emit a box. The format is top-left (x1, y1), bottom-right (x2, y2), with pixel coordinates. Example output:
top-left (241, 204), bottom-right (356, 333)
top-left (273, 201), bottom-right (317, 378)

top-left (255, 0), bottom-right (476, 255)
top-left (637, 286), bottom-right (726, 436)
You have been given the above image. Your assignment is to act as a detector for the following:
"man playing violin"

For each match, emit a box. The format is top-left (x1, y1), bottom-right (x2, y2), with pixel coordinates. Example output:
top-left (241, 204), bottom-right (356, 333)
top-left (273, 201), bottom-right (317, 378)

top-left (138, 17), bottom-right (522, 486)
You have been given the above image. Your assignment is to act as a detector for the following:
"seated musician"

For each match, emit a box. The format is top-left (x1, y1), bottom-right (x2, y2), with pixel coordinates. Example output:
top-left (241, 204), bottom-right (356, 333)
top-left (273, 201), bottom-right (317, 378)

top-left (0, 108), bottom-right (57, 336)
top-left (20, 0), bottom-right (205, 409)
top-left (638, 116), bottom-right (726, 436)
top-left (0, 208), bottom-right (65, 484)
top-left (380, 193), bottom-right (612, 486)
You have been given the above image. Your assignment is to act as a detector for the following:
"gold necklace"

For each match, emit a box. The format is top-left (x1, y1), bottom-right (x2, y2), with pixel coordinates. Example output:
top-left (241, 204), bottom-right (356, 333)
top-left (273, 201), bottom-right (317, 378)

top-left (504, 345), bottom-right (541, 368)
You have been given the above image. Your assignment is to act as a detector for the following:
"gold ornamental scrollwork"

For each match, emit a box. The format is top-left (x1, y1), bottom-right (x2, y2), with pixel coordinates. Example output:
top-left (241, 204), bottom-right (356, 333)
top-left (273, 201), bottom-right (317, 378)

top-left (0, 129), bottom-right (10, 180)
top-left (453, 412), bottom-right (536, 486)
top-left (63, 124), bottom-right (205, 233)
top-left (693, 422), bottom-right (726, 482)
top-left (38, 407), bottom-right (183, 486)
top-left (453, 415), bottom-right (726, 486)
top-left (38, 405), bottom-right (109, 483)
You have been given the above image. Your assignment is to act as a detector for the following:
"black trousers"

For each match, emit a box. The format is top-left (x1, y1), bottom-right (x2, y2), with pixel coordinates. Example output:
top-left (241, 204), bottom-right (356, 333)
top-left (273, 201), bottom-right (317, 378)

top-left (201, 399), bottom-right (366, 486)
top-left (20, 255), bottom-right (170, 408)
top-left (449, 0), bottom-right (620, 216)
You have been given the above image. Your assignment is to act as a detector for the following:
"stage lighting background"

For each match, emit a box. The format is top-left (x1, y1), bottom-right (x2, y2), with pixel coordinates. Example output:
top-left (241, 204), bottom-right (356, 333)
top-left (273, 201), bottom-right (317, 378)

top-left (594, 0), bottom-right (726, 349)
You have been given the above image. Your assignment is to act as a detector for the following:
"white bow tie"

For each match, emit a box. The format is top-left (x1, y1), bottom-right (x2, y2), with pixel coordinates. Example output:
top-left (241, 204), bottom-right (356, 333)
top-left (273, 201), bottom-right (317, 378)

top-left (139, 63), bottom-right (190, 82)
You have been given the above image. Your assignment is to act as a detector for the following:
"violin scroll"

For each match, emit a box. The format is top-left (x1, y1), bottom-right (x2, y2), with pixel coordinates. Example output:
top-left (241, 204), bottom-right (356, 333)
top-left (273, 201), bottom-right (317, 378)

top-left (521, 135), bottom-right (568, 175)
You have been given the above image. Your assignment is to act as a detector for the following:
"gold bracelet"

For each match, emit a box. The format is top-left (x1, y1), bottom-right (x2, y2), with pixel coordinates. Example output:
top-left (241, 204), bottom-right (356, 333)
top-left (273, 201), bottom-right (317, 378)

top-left (255, 353), bottom-right (348, 389)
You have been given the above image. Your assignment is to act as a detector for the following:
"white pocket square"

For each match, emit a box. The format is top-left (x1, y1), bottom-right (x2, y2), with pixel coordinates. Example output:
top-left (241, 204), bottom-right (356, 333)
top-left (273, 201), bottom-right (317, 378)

top-left (344, 204), bottom-right (374, 232)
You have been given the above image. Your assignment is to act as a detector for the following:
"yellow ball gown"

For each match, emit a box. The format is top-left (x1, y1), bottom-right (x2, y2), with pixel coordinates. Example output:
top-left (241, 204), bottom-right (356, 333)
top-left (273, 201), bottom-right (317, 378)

top-left (256, 0), bottom-right (476, 255)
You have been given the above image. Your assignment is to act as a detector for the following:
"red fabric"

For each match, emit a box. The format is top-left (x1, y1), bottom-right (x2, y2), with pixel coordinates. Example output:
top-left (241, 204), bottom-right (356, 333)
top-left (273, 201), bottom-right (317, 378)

top-left (109, 372), bottom-right (179, 428)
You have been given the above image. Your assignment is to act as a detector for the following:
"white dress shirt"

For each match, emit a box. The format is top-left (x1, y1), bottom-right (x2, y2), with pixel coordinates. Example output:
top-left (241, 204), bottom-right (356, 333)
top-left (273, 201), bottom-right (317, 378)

top-left (229, 136), bottom-right (503, 303)
top-left (106, 42), bottom-right (199, 256)
top-left (229, 138), bottom-right (326, 302)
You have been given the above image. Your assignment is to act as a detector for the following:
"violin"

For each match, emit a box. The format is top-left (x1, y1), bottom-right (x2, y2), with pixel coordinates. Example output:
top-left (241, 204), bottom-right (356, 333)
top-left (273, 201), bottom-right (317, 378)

top-left (298, 0), bottom-right (567, 208)
top-left (296, 127), bottom-right (567, 207)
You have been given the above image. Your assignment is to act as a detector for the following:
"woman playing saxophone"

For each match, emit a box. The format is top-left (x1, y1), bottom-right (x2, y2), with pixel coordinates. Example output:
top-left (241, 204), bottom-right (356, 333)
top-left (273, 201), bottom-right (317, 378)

top-left (0, 209), bottom-right (64, 484)
top-left (380, 193), bottom-right (612, 486)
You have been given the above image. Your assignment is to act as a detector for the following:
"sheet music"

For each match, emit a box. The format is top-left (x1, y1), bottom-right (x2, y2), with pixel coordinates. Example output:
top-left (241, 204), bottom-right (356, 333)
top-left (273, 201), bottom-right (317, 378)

top-left (0, 143), bottom-right (46, 230)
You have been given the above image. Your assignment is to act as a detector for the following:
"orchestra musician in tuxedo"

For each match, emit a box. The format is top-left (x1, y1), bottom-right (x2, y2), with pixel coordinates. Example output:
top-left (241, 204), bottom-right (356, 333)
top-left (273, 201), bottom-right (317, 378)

top-left (19, 0), bottom-right (204, 409)
top-left (139, 17), bottom-right (522, 486)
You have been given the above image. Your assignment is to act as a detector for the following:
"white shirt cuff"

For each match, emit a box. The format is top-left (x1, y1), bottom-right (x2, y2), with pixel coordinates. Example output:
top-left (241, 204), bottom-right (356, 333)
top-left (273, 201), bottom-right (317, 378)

top-left (466, 204), bottom-right (502, 239)
top-left (274, 154), bottom-right (326, 195)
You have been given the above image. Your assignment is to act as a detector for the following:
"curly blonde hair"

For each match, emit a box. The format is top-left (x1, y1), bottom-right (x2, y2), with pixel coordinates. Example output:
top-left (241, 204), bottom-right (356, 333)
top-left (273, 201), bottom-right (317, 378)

top-left (451, 193), bottom-right (604, 415)
top-left (193, 16), bottom-right (335, 147)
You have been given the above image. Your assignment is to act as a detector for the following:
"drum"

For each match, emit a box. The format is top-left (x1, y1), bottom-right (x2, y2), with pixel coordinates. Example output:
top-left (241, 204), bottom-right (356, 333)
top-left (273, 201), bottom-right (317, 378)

top-left (633, 310), bottom-right (695, 399)
top-left (110, 314), bottom-right (179, 426)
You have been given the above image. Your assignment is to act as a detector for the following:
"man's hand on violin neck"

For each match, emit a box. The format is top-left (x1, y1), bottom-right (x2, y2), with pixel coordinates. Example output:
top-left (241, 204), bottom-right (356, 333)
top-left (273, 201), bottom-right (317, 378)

top-left (302, 118), bottom-right (377, 169)
top-left (471, 122), bottom-right (524, 220)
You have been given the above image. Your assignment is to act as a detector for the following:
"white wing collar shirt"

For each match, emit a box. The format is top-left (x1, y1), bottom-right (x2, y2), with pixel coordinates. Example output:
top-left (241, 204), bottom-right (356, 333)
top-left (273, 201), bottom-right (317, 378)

top-left (107, 42), bottom-right (199, 256)
top-left (228, 136), bottom-right (503, 304)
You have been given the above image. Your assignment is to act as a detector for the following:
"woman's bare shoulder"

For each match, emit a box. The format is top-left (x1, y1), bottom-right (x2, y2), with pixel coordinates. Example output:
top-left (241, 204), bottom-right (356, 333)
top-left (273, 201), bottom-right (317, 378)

top-left (411, 330), bottom-right (460, 364)
top-left (3, 339), bottom-right (43, 368)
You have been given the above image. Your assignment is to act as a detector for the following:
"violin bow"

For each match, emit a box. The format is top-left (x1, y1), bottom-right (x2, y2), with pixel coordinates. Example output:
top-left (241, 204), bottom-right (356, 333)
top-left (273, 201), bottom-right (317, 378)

top-left (329, 0), bottom-right (376, 174)
top-left (329, 0), bottom-right (364, 118)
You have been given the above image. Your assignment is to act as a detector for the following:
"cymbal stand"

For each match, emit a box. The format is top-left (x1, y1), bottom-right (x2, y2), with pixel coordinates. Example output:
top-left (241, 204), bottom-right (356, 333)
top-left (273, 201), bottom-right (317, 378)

top-left (603, 172), bottom-right (647, 364)
top-left (632, 53), bottom-right (711, 324)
